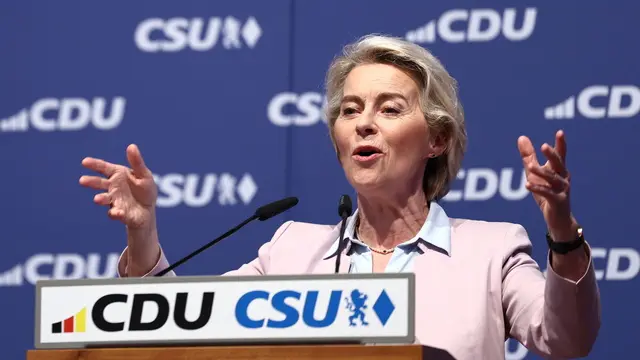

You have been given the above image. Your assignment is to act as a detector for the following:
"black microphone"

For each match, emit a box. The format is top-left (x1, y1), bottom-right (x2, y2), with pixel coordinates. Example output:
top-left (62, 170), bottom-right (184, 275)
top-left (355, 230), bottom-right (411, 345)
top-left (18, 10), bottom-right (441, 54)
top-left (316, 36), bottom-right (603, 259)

top-left (334, 194), bottom-right (353, 273)
top-left (154, 196), bottom-right (299, 277)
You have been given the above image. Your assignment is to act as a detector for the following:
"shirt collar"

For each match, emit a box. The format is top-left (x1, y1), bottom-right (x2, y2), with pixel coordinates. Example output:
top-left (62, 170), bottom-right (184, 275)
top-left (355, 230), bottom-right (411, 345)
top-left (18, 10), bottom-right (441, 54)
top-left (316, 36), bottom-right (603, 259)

top-left (323, 201), bottom-right (452, 259)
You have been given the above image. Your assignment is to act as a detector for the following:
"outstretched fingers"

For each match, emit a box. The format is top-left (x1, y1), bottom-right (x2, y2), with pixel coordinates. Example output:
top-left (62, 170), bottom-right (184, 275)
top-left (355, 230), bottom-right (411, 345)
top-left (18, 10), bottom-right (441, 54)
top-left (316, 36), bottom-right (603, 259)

top-left (526, 163), bottom-right (569, 193)
top-left (107, 207), bottom-right (126, 221)
top-left (525, 181), bottom-right (568, 204)
top-left (82, 157), bottom-right (118, 178)
top-left (517, 135), bottom-right (539, 171)
top-left (555, 130), bottom-right (567, 164)
top-left (541, 143), bottom-right (567, 176)
top-left (79, 175), bottom-right (110, 190)
top-left (93, 192), bottom-right (112, 206)
top-left (95, 192), bottom-right (127, 222)
top-left (126, 144), bottom-right (151, 178)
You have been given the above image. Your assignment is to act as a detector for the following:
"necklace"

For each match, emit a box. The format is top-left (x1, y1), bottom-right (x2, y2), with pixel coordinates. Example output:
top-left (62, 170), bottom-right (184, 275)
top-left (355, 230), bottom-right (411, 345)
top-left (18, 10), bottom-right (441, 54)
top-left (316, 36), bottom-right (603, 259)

top-left (355, 220), bottom-right (396, 255)
top-left (369, 247), bottom-right (395, 255)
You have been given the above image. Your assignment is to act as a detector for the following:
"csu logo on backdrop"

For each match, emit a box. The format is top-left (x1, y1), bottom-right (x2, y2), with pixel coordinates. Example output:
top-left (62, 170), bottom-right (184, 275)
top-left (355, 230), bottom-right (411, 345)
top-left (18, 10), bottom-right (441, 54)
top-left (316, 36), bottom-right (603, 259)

top-left (406, 7), bottom-right (537, 44)
top-left (135, 16), bottom-right (262, 53)
top-left (0, 253), bottom-right (119, 287)
top-left (544, 85), bottom-right (640, 120)
top-left (443, 168), bottom-right (528, 202)
top-left (153, 173), bottom-right (258, 208)
top-left (0, 97), bottom-right (126, 133)
top-left (268, 92), bottom-right (327, 127)
top-left (234, 289), bottom-right (395, 329)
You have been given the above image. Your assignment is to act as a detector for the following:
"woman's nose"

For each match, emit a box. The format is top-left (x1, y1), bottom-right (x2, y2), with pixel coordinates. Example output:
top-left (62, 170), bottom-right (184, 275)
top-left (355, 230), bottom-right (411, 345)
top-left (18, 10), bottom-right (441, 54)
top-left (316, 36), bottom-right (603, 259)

top-left (355, 112), bottom-right (377, 137)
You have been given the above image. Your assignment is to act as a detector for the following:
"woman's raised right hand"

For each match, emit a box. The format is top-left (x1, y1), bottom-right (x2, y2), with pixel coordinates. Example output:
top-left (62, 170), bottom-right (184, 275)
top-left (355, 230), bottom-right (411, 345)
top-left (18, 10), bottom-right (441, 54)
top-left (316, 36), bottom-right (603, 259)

top-left (79, 144), bottom-right (158, 231)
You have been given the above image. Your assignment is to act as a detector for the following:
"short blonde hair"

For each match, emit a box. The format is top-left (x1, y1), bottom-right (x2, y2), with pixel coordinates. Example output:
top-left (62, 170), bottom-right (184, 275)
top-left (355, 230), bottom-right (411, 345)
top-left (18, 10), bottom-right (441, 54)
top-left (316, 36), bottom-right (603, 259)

top-left (324, 34), bottom-right (467, 201)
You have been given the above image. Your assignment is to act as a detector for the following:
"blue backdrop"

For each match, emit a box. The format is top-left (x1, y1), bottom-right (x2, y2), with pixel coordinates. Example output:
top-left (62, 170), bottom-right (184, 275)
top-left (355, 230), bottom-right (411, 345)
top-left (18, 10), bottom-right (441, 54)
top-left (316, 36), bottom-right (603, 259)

top-left (1, 1), bottom-right (638, 359)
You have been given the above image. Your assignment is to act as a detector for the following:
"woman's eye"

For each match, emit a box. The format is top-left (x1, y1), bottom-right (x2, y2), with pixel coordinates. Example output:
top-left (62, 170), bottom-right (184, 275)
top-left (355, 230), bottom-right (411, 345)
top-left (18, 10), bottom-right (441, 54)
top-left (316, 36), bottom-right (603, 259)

top-left (342, 107), bottom-right (356, 115)
top-left (382, 107), bottom-right (400, 114)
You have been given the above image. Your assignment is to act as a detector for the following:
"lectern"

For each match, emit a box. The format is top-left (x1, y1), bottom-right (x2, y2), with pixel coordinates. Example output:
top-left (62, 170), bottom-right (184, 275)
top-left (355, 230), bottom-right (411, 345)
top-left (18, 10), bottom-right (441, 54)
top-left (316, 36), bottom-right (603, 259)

top-left (27, 344), bottom-right (431, 360)
top-left (27, 273), bottom-right (453, 360)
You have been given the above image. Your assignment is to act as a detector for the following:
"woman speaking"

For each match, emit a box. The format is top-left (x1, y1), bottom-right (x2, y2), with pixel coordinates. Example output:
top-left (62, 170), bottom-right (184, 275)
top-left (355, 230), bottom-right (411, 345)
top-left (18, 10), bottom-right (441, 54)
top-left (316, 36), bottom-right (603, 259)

top-left (79, 35), bottom-right (600, 359)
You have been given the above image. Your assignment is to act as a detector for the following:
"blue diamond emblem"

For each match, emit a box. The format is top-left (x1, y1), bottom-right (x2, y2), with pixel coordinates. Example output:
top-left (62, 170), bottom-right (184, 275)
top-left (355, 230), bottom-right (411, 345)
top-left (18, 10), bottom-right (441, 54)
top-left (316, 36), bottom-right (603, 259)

top-left (372, 290), bottom-right (395, 326)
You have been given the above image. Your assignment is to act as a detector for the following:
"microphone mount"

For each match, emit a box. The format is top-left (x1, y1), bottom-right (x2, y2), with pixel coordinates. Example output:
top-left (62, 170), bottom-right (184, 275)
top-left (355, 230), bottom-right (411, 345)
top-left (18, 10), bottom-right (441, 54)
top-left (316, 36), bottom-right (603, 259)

top-left (154, 197), bottom-right (298, 277)
top-left (334, 194), bottom-right (353, 273)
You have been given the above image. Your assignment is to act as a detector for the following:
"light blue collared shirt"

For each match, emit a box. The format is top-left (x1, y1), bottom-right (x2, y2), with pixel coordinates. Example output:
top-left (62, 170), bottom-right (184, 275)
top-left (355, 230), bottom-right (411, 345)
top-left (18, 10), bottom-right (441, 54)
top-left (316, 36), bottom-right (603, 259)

top-left (323, 202), bottom-right (452, 273)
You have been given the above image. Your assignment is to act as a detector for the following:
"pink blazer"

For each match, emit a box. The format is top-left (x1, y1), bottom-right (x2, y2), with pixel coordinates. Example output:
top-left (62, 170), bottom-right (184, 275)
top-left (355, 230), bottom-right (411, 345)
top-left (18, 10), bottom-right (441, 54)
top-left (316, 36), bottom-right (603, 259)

top-left (118, 218), bottom-right (601, 360)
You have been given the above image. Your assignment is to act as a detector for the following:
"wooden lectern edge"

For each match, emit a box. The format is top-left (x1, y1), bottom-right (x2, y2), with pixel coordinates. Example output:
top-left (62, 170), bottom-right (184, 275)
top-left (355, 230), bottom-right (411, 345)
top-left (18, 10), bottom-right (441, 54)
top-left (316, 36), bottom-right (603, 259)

top-left (27, 344), bottom-right (430, 360)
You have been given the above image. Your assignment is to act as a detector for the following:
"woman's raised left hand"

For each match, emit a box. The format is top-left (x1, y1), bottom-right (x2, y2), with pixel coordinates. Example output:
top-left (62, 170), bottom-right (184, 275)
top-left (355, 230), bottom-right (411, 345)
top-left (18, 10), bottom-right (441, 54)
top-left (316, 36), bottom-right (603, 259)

top-left (518, 130), bottom-right (579, 242)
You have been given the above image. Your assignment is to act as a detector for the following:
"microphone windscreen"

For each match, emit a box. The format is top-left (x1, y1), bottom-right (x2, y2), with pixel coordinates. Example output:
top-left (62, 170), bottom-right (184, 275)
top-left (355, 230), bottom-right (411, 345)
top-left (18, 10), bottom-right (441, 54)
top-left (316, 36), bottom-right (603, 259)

top-left (255, 197), bottom-right (299, 221)
top-left (338, 194), bottom-right (352, 218)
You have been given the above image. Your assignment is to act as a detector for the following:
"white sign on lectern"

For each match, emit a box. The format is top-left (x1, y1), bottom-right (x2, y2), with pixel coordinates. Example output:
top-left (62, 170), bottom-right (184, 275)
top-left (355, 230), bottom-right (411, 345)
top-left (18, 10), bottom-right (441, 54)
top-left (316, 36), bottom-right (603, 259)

top-left (35, 273), bottom-right (415, 349)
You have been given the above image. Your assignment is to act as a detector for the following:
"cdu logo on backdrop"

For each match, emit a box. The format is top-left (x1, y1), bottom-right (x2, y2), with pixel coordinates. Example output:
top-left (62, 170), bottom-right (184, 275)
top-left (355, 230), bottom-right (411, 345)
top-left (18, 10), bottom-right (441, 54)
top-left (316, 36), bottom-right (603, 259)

top-left (234, 288), bottom-right (395, 329)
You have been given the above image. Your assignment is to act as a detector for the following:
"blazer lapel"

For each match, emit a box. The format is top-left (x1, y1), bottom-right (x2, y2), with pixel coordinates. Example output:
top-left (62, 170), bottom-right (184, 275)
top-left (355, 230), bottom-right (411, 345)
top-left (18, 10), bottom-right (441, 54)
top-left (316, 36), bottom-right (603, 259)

top-left (412, 241), bottom-right (453, 292)
top-left (309, 224), bottom-right (351, 274)
top-left (312, 251), bottom-right (350, 274)
top-left (410, 231), bottom-right (455, 345)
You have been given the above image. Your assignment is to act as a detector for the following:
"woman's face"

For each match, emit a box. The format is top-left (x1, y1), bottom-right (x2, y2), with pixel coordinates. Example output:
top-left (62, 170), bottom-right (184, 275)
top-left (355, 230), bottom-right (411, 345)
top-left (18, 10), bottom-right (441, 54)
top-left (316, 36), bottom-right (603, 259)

top-left (333, 63), bottom-right (437, 196)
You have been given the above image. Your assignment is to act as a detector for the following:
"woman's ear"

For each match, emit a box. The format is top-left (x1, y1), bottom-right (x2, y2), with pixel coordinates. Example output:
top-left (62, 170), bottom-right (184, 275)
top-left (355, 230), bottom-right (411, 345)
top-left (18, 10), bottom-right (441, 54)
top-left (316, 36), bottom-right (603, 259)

top-left (426, 132), bottom-right (447, 159)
